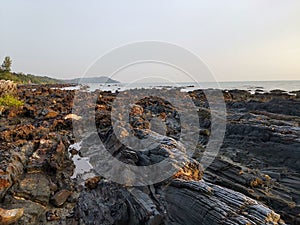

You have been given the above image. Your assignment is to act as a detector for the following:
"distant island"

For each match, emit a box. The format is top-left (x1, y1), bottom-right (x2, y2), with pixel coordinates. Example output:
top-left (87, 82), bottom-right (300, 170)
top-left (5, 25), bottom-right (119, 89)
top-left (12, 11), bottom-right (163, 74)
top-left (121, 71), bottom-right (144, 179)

top-left (64, 76), bottom-right (119, 84)
top-left (0, 56), bottom-right (119, 84)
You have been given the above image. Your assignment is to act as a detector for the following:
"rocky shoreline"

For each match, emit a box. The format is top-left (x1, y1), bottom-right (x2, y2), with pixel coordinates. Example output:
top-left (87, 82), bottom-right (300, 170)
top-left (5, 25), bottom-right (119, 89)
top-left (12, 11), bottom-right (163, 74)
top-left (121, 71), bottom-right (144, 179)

top-left (0, 84), bottom-right (299, 224)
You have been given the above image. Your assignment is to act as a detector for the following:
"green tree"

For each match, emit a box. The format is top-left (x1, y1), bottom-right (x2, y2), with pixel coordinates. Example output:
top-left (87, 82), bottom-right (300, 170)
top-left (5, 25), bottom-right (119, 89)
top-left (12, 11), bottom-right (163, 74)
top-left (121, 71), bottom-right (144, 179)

top-left (1, 56), bottom-right (12, 72)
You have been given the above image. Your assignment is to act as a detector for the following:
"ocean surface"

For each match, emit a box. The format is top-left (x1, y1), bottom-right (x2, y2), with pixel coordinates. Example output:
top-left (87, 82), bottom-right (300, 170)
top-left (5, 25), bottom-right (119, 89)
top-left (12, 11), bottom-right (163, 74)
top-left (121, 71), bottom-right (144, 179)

top-left (64, 80), bottom-right (300, 93)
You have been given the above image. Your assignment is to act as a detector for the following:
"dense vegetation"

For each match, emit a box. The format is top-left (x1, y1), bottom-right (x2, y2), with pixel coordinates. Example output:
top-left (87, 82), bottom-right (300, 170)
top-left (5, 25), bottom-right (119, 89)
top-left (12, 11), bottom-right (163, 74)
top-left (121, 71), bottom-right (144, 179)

top-left (0, 71), bottom-right (62, 84)
top-left (0, 56), bottom-right (62, 84)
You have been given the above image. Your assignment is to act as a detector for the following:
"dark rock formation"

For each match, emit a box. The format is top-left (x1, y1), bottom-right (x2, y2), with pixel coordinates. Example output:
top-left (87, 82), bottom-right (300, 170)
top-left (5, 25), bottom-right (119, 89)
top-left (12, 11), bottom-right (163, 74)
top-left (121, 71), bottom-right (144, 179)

top-left (0, 85), bottom-right (299, 224)
top-left (75, 131), bottom-right (287, 224)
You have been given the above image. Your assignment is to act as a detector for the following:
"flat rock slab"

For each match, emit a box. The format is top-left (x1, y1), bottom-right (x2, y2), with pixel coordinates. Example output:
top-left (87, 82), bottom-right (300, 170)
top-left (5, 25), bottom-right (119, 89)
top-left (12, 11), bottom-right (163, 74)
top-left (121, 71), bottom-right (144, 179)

top-left (13, 173), bottom-right (50, 206)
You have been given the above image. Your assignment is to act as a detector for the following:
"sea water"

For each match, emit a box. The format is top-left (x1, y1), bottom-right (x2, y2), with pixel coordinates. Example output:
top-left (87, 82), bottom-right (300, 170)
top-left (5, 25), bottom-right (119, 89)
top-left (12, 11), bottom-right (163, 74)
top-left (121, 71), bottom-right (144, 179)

top-left (66, 80), bottom-right (300, 93)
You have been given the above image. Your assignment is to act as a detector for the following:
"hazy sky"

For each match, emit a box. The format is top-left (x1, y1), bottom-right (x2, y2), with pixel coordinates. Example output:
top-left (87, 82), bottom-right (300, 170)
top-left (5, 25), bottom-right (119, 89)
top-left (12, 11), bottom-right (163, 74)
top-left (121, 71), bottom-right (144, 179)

top-left (0, 0), bottom-right (299, 82)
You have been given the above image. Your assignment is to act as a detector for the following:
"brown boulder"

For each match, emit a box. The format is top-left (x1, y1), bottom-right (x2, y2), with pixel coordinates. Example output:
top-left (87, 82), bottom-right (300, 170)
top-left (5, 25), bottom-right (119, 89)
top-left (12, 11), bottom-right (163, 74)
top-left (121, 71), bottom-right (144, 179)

top-left (45, 110), bottom-right (59, 119)
top-left (0, 207), bottom-right (24, 225)
top-left (85, 176), bottom-right (101, 189)
top-left (51, 189), bottom-right (72, 207)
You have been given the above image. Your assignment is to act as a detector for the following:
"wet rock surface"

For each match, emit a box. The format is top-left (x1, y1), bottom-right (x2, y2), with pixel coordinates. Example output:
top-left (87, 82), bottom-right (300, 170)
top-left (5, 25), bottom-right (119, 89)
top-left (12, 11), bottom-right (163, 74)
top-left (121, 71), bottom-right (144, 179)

top-left (0, 84), bottom-right (299, 224)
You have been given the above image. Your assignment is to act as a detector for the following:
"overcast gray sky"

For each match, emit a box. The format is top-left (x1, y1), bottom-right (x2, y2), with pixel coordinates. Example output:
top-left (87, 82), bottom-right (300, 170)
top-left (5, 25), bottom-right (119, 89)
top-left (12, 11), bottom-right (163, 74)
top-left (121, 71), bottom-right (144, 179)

top-left (0, 0), bottom-right (299, 82)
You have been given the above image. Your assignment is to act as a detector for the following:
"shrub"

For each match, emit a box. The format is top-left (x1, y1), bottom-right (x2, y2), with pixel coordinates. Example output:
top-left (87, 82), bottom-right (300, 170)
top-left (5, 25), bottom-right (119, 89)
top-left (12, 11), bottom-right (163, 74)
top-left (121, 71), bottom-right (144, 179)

top-left (0, 95), bottom-right (23, 108)
top-left (0, 80), bottom-right (22, 115)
